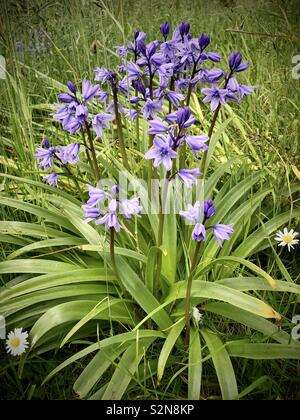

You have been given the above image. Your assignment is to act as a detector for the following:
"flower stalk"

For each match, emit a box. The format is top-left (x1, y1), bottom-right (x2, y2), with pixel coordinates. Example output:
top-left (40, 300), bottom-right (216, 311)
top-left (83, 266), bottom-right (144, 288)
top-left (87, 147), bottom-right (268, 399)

top-left (184, 241), bottom-right (202, 344)
top-left (110, 227), bottom-right (126, 294)
top-left (111, 82), bottom-right (130, 171)
top-left (85, 123), bottom-right (101, 181)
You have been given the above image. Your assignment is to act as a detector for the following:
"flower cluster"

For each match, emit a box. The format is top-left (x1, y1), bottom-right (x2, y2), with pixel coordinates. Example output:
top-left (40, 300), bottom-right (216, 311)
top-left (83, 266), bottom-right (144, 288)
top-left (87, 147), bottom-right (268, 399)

top-left (145, 106), bottom-right (208, 181)
top-left (34, 138), bottom-right (80, 186)
top-left (52, 80), bottom-right (115, 137)
top-left (16, 27), bottom-right (52, 58)
top-left (82, 185), bottom-right (142, 232)
top-left (91, 22), bottom-right (253, 137)
top-left (180, 199), bottom-right (234, 246)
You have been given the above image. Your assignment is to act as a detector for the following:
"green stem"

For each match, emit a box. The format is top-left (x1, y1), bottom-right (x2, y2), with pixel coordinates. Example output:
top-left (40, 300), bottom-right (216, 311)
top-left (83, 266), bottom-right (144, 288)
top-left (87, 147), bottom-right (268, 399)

top-left (85, 123), bottom-right (101, 181)
top-left (199, 104), bottom-right (221, 178)
top-left (112, 83), bottom-right (129, 171)
top-left (200, 73), bottom-right (232, 178)
top-left (81, 130), bottom-right (94, 175)
top-left (185, 241), bottom-right (202, 344)
top-left (147, 134), bottom-right (154, 196)
top-left (180, 66), bottom-right (198, 168)
top-left (110, 228), bottom-right (126, 294)
top-left (64, 164), bottom-right (85, 201)
top-left (135, 109), bottom-right (140, 151)
top-left (154, 175), bottom-right (170, 292)
top-left (53, 152), bottom-right (84, 201)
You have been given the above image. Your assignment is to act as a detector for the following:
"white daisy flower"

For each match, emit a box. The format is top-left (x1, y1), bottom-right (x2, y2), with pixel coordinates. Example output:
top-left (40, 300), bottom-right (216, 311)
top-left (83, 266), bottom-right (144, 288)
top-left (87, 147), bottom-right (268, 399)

top-left (192, 307), bottom-right (203, 327)
top-left (6, 328), bottom-right (29, 356)
top-left (275, 228), bottom-right (299, 251)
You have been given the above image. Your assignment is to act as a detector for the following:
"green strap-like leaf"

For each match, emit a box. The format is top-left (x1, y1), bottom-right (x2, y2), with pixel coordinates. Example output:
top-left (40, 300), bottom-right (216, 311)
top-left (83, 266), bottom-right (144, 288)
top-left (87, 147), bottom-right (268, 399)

top-left (201, 328), bottom-right (238, 400)
top-left (188, 327), bottom-right (202, 400)
top-left (166, 280), bottom-right (280, 320)
top-left (157, 319), bottom-right (185, 384)
top-left (226, 341), bottom-right (300, 359)
top-left (101, 338), bottom-right (155, 400)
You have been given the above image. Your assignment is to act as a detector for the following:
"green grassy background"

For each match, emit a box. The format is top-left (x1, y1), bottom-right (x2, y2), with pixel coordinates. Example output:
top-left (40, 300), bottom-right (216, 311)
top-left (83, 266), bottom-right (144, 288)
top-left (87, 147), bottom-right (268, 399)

top-left (0, 0), bottom-right (300, 400)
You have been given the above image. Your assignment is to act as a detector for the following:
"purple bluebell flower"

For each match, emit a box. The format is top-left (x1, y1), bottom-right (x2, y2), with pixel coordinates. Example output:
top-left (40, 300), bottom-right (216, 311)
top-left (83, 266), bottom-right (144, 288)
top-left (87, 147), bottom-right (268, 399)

top-left (118, 78), bottom-right (131, 95)
top-left (227, 77), bottom-right (254, 101)
top-left (128, 31), bottom-right (147, 55)
top-left (185, 135), bottom-right (209, 156)
top-left (150, 52), bottom-right (166, 67)
top-left (121, 197), bottom-right (143, 218)
top-left (130, 96), bottom-right (142, 104)
top-left (134, 80), bottom-right (146, 97)
top-left (161, 40), bottom-right (178, 61)
top-left (179, 22), bottom-right (190, 38)
top-left (180, 199), bottom-right (234, 245)
top-left (202, 85), bottom-right (228, 111)
top-left (82, 80), bottom-right (100, 102)
top-left (34, 142), bottom-right (56, 170)
top-left (118, 61), bottom-right (127, 74)
top-left (64, 117), bottom-right (82, 135)
top-left (160, 22), bottom-right (170, 39)
top-left (164, 111), bottom-right (178, 124)
top-left (75, 104), bottom-right (88, 123)
top-left (165, 91), bottom-right (185, 107)
top-left (157, 63), bottom-right (175, 88)
top-left (96, 198), bottom-right (121, 232)
top-left (204, 199), bottom-right (215, 220)
top-left (82, 205), bottom-right (102, 223)
top-left (106, 101), bottom-right (123, 115)
top-left (148, 119), bottom-right (169, 134)
top-left (95, 68), bottom-right (116, 84)
top-left (123, 108), bottom-right (138, 122)
top-left (115, 45), bottom-right (128, 58)
top-left (178, 169), bottom-right (201, 188)
top-left (200, 68), bottom-right (225, 84)
top-left (43, 138), bottom-right (51, 148)
top-left (228, 52), bottom-right (249, 73)
top-left (198, 33), bottom-right (210, 50)
top-left (98, 91), bottom-right (109, 103)
top-left (212, 224), bottom-right (234, 246)
top-left (51, 103), bottom-right (74, 127)
top-left (145, 135), bottom-right (178, 171)
top-left (58, 93), bottom-right (75, 103)
top-left (92, 113), bottom-right (115, 137)
top-left (177, 107), bottom-right (196, 129)
top-left (127, 61), bottom-right (142, 81)
top-left (111, 185), bottom-right (119, 195)
top-left (43, 173), bottom-right (58, 187)
top-left (67, 81), bottom-right (77, 95)
top-left (177, 38), bottom-right (194, 68)
top-left (176, 77), bottom-right (191, 92)
top-left (192, 223), bottom-right (206, 242)
top-left (86, 185), bottom-right (105, 207)
top-left (202, 52), bottom-right (222, 63)
top-left (179, 201), bottom-right (201, 223)
top-left (141, 99), bottom-right (163, 120)
top-left (58, 143), bottom-right (80, 165)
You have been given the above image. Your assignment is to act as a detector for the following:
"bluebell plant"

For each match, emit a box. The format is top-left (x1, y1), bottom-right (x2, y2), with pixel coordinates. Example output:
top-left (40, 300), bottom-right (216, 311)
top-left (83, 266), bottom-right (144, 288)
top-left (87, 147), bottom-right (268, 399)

top-left (34, 20), bottom-right (254, 339)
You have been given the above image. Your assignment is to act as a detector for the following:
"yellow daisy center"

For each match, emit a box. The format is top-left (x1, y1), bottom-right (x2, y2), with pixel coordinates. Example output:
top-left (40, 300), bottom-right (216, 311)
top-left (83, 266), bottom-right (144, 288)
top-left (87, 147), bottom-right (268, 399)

top-left (10, 337), bottom-right (21, 348)
top-left (283, 234), bottom-right (293, 244)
